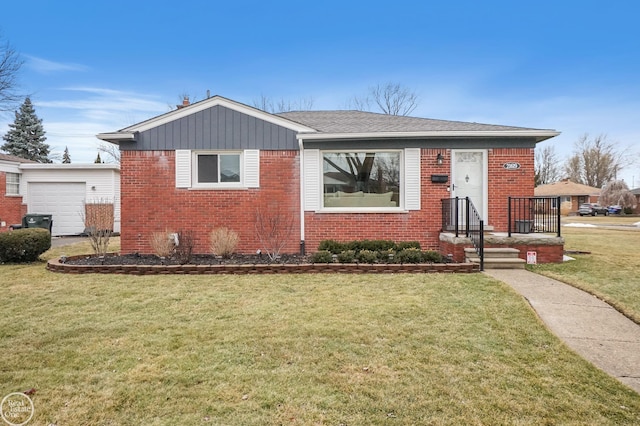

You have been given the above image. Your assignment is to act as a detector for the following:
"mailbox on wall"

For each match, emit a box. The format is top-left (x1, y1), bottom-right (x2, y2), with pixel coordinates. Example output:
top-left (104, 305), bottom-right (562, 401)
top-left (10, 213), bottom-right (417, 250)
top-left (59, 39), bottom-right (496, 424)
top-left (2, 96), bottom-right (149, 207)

top-left (430, 174), bottom-right (449, 183)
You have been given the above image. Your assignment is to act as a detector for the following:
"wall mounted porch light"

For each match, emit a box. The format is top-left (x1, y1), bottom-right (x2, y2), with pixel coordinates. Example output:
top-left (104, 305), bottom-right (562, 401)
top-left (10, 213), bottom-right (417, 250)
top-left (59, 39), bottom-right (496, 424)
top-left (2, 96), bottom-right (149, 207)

top-left (436, 152), bottom-right (444, 166)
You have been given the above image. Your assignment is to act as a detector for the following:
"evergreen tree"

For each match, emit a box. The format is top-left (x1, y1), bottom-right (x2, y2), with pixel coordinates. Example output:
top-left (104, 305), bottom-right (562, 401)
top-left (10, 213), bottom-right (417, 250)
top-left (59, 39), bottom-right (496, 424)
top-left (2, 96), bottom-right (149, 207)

top-left (94, 152), bottom-right (102, 164)
top-left (1, 97), bottom-right (51, 162)
top-left (62, 146), bottom-right (71, 163)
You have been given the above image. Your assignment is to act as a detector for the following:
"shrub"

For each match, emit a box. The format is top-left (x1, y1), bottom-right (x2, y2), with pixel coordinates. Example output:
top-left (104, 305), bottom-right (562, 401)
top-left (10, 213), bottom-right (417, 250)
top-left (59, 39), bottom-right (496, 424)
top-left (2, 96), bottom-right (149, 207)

top-left (318, 240), bottom-right (347, 254)
top-left (255, 202), bottom-right (295, 261)
top-left (395, 248), bottom-right (424, 264)
top-left (396, 241), bottom-right (421, 250)
top-left (149, 230), bottom-right (175, 258)
top-left (336, 250), bottom-right (356, 263)
top-left (356, 249), bottom-right (379, 264)
top-left (348, 240), bottom-right (396, 252)
top-left (83, 199), bottom-right (114, 256)
top-left (377, 248), bottom-right (396, 263)
top-left (311, 250), bottom-right (334, 263)
top-left (422, 250), bottom-right (443, 263)
top-left (210, 227), bottom-right (239, 258)
top-left (0, 228), bottom-right (51, 263)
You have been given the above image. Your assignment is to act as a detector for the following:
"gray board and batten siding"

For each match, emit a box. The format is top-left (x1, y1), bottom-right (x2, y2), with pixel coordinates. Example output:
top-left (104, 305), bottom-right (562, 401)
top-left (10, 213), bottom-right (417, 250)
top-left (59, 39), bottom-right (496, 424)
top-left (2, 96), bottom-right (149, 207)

top-left (118, 105), bottom-right (299, 152)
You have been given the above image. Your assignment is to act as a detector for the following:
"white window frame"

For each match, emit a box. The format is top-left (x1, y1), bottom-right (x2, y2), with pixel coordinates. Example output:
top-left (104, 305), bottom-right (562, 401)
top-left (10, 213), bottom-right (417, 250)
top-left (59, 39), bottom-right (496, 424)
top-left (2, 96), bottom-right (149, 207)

top-left (320, 149), bottom-right (405, 212)
top-left (192, 151), bottom-right (243, 189)
top-left (5, 172), bottom-right (20, 195)
top-left (175, 149), bottom-right (260, 190)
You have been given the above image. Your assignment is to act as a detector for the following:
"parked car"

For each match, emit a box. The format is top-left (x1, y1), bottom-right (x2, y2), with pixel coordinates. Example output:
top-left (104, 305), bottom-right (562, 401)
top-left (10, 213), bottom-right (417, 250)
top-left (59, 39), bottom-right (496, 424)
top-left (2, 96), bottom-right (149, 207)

top-left (607, 205), bottom-right (622, 215)
top-left (578, 203), bottom-right (609, 216)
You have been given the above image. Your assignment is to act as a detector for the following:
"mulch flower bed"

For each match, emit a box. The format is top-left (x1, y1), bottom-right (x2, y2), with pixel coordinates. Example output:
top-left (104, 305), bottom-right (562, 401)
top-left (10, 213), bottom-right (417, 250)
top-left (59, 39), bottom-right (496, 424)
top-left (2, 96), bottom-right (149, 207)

top-left (46, 253), bottom-right (479, 275)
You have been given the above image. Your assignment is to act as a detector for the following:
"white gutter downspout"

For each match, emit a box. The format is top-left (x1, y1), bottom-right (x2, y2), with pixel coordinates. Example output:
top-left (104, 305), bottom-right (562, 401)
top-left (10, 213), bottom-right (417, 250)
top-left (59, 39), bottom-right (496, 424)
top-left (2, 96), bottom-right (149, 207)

top-left (298, 138), bottom-right (306, 254)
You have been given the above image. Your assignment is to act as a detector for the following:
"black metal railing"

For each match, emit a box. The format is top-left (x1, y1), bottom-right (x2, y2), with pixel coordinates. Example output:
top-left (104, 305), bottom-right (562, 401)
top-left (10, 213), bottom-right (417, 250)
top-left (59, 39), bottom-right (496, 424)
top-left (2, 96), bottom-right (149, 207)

top-left (441, 197), bottom-right (484, 270)
top-left (508, 196), bottom-right (561, 237)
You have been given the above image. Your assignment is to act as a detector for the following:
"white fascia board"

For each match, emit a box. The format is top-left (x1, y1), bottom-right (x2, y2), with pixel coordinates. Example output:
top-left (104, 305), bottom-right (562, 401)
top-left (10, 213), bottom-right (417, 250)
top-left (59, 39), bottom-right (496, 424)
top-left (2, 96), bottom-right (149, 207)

top-left (96, 132), bottom-right (136, 142)
top-left (121, 96), bottom-right (317, 134)
top-left (19, 163), bottom-right (120, 171)
top-left (297, 130), bottom-right (561, 141)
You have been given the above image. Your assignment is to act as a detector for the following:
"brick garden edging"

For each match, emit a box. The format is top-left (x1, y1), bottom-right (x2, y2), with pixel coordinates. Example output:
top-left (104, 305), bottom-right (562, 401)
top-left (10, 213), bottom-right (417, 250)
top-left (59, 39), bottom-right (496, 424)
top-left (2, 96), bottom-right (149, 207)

top-left (47, 254), bottom-right (479, 275)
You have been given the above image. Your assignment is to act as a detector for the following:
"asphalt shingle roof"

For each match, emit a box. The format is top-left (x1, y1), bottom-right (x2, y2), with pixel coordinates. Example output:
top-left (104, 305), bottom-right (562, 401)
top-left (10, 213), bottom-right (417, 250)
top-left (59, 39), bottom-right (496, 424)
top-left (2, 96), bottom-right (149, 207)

top-left (534, 180), bottom-right (601, 196)
top-left (0, 153), bottom-right (36, 163)
top-left (276, 110), bottom-right (541, 134)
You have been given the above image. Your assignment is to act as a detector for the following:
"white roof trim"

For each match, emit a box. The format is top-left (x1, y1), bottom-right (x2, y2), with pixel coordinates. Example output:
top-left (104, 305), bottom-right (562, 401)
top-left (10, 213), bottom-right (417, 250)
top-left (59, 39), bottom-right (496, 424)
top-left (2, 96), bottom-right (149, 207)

top-left (120, 96), bottom-right (317, 134)
top-left (19, 163), bottom-right (120, 171)
top-left (297, 130), bottom-right (561, 141)
top-left (96, 132), bottom-right (136, 142)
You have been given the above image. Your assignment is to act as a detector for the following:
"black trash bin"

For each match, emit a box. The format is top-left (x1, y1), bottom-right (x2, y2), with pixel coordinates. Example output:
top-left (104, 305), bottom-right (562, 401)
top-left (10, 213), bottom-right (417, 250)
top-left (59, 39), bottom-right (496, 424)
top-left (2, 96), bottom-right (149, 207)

top-left (22, 214), bottom-right (53, 233)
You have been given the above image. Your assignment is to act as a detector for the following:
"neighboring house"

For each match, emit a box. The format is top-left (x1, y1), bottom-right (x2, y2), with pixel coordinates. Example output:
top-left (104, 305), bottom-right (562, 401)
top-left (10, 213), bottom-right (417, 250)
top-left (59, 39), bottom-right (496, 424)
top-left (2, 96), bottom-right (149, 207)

top-left (0, 153), bottom-right (34, 231)
top-left (0, 154), bottom-right (120, 235)
top-left (631, 188), bottom-right (640, 214)
top-left (98, 95), bottom-right (561, 260)
top-left (534, 179), bottom-right (601, 215)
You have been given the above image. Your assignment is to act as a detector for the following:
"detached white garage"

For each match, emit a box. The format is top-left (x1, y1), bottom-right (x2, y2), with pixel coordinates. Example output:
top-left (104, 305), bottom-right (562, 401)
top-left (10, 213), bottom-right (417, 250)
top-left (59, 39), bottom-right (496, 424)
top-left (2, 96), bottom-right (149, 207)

top-left (19, 164), bottom-right (120, 236)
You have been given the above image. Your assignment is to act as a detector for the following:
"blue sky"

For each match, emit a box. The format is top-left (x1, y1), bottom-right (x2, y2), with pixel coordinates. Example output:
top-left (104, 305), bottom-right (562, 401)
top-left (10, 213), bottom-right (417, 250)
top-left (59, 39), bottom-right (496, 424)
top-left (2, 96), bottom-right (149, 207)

top-left (1, 0), bottom-right (639, 186)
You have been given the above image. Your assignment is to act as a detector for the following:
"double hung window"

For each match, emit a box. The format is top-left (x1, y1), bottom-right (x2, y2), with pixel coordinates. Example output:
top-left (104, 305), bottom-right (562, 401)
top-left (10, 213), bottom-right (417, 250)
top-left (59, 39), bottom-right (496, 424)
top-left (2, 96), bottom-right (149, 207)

top-left (5, 172), bottom-right (20, 195)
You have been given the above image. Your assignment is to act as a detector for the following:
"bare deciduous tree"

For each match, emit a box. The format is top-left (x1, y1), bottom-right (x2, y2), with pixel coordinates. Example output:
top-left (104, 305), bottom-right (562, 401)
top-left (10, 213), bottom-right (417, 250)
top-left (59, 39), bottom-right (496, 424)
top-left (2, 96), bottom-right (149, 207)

top-left (82, 199), bottom-right (115, 256)
top-left (252, 95), bottom-right (314, 113)
top-left (535, 145), bottom-right (563, 186)
top-left (255, 202), bottom-right (295, 261)
top-left (599, 180), bottom-right (637, 210)
top-left (564, 134), bottom-right (629, 188)
top-left (97, 142), bottom-right (121, 163)
top-left (348, 82), bottom-right (419, 116)
top-left (0, 34), bottom-right (23, 112)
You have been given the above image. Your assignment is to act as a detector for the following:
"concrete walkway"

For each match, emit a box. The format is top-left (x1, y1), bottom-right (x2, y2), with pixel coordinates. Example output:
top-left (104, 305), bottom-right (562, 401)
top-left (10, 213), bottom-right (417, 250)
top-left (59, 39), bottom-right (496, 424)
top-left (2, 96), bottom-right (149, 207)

top-left (484, 269), bottom-right (640, 394)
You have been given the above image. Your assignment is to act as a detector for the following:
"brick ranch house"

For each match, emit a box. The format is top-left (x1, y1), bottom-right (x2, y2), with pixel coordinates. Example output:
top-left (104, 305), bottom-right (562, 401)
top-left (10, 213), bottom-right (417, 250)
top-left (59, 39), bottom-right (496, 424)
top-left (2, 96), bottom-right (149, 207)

top-left (98, 95), bottom-right (564, 263)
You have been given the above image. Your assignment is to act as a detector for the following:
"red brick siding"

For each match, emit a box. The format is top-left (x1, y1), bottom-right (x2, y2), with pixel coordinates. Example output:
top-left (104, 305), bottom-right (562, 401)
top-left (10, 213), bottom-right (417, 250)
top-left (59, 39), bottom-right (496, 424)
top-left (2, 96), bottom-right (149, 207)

top-left (304, 149), bottom-right (450, 251)
top-left (122, 147), bottom-right (536, 255)
top-left (0, 172), bottom-right (26, 232)
top-left (120, 150), bottom-right (300, 254)
top-left (439, 238), bottom-right (467, 261)
top-left (441, 239), bottom-right (564, 264)
top-left (487, 148), bottom-right (535, 230)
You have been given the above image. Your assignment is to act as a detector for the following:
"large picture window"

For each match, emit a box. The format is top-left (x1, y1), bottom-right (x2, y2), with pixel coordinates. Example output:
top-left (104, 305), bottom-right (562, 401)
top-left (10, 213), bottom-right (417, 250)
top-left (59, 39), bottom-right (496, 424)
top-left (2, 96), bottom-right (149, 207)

top-left (323, 151), bottom-right (400, 208)
top-left (195, 153), bottom-right (241, 184)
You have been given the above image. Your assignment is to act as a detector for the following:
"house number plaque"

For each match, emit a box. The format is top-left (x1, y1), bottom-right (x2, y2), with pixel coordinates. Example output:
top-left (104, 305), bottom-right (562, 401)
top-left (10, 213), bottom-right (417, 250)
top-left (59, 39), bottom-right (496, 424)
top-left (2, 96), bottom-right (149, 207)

top-left (503, 162), bottom-right (521, 170)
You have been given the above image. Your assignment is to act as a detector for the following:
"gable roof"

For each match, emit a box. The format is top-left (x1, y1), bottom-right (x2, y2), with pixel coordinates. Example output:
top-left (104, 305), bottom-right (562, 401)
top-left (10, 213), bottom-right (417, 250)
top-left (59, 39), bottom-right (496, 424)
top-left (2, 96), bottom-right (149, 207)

top-left (534, 180), bottom-right (601, 197)
top-left (97, 94), bottom-right (560, 144)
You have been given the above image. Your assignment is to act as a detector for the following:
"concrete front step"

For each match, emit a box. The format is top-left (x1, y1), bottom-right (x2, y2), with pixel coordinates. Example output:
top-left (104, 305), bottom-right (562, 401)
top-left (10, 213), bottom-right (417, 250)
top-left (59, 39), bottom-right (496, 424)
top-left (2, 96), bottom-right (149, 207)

top-left (467, 257), bottom-right (526, 269)
top-left (465, 247), bottom-right (520, 258)
top-left (465, 247), bottom-right (525, 269)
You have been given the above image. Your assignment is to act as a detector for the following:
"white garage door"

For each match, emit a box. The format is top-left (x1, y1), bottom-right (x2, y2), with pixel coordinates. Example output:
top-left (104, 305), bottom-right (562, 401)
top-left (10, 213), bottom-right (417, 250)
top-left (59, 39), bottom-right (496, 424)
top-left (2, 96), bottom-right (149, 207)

top-left (28, 182), bottom-right (86, 236)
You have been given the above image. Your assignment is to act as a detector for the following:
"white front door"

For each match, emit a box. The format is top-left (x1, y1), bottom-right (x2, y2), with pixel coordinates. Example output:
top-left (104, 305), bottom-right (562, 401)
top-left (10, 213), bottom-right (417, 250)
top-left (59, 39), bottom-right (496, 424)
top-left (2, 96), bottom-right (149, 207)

top-left (451, 150), bottom-right (486, 220)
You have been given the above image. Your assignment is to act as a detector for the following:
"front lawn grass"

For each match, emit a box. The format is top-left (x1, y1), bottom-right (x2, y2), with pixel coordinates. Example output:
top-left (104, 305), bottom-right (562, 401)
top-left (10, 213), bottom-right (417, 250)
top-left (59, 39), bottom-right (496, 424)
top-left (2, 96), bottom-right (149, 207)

top-left (1, 241), bottom-right (639, 424)
top-left (531, 224), bottom-right (640, 323)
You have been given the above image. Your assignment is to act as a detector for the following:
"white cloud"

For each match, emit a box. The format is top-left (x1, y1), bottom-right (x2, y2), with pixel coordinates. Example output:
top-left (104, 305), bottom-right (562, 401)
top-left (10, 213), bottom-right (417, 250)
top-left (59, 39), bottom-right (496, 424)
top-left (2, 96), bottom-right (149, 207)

top-left (24, 55), bottom-right (89, 73)
top-left (15, 87), bottom-right (171, 163)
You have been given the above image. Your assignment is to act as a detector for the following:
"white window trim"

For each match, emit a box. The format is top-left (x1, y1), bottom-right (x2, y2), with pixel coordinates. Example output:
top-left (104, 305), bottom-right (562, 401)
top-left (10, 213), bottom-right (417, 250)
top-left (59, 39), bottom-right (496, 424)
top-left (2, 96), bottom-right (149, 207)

top-left (5, 172), bottom-right (21, 196)
top-left (175, 149), bottom-right (260, 190)
top-left (318, 149), bottom-right (408, 212)
top-left (192, 151), bottom-right (243, 189)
